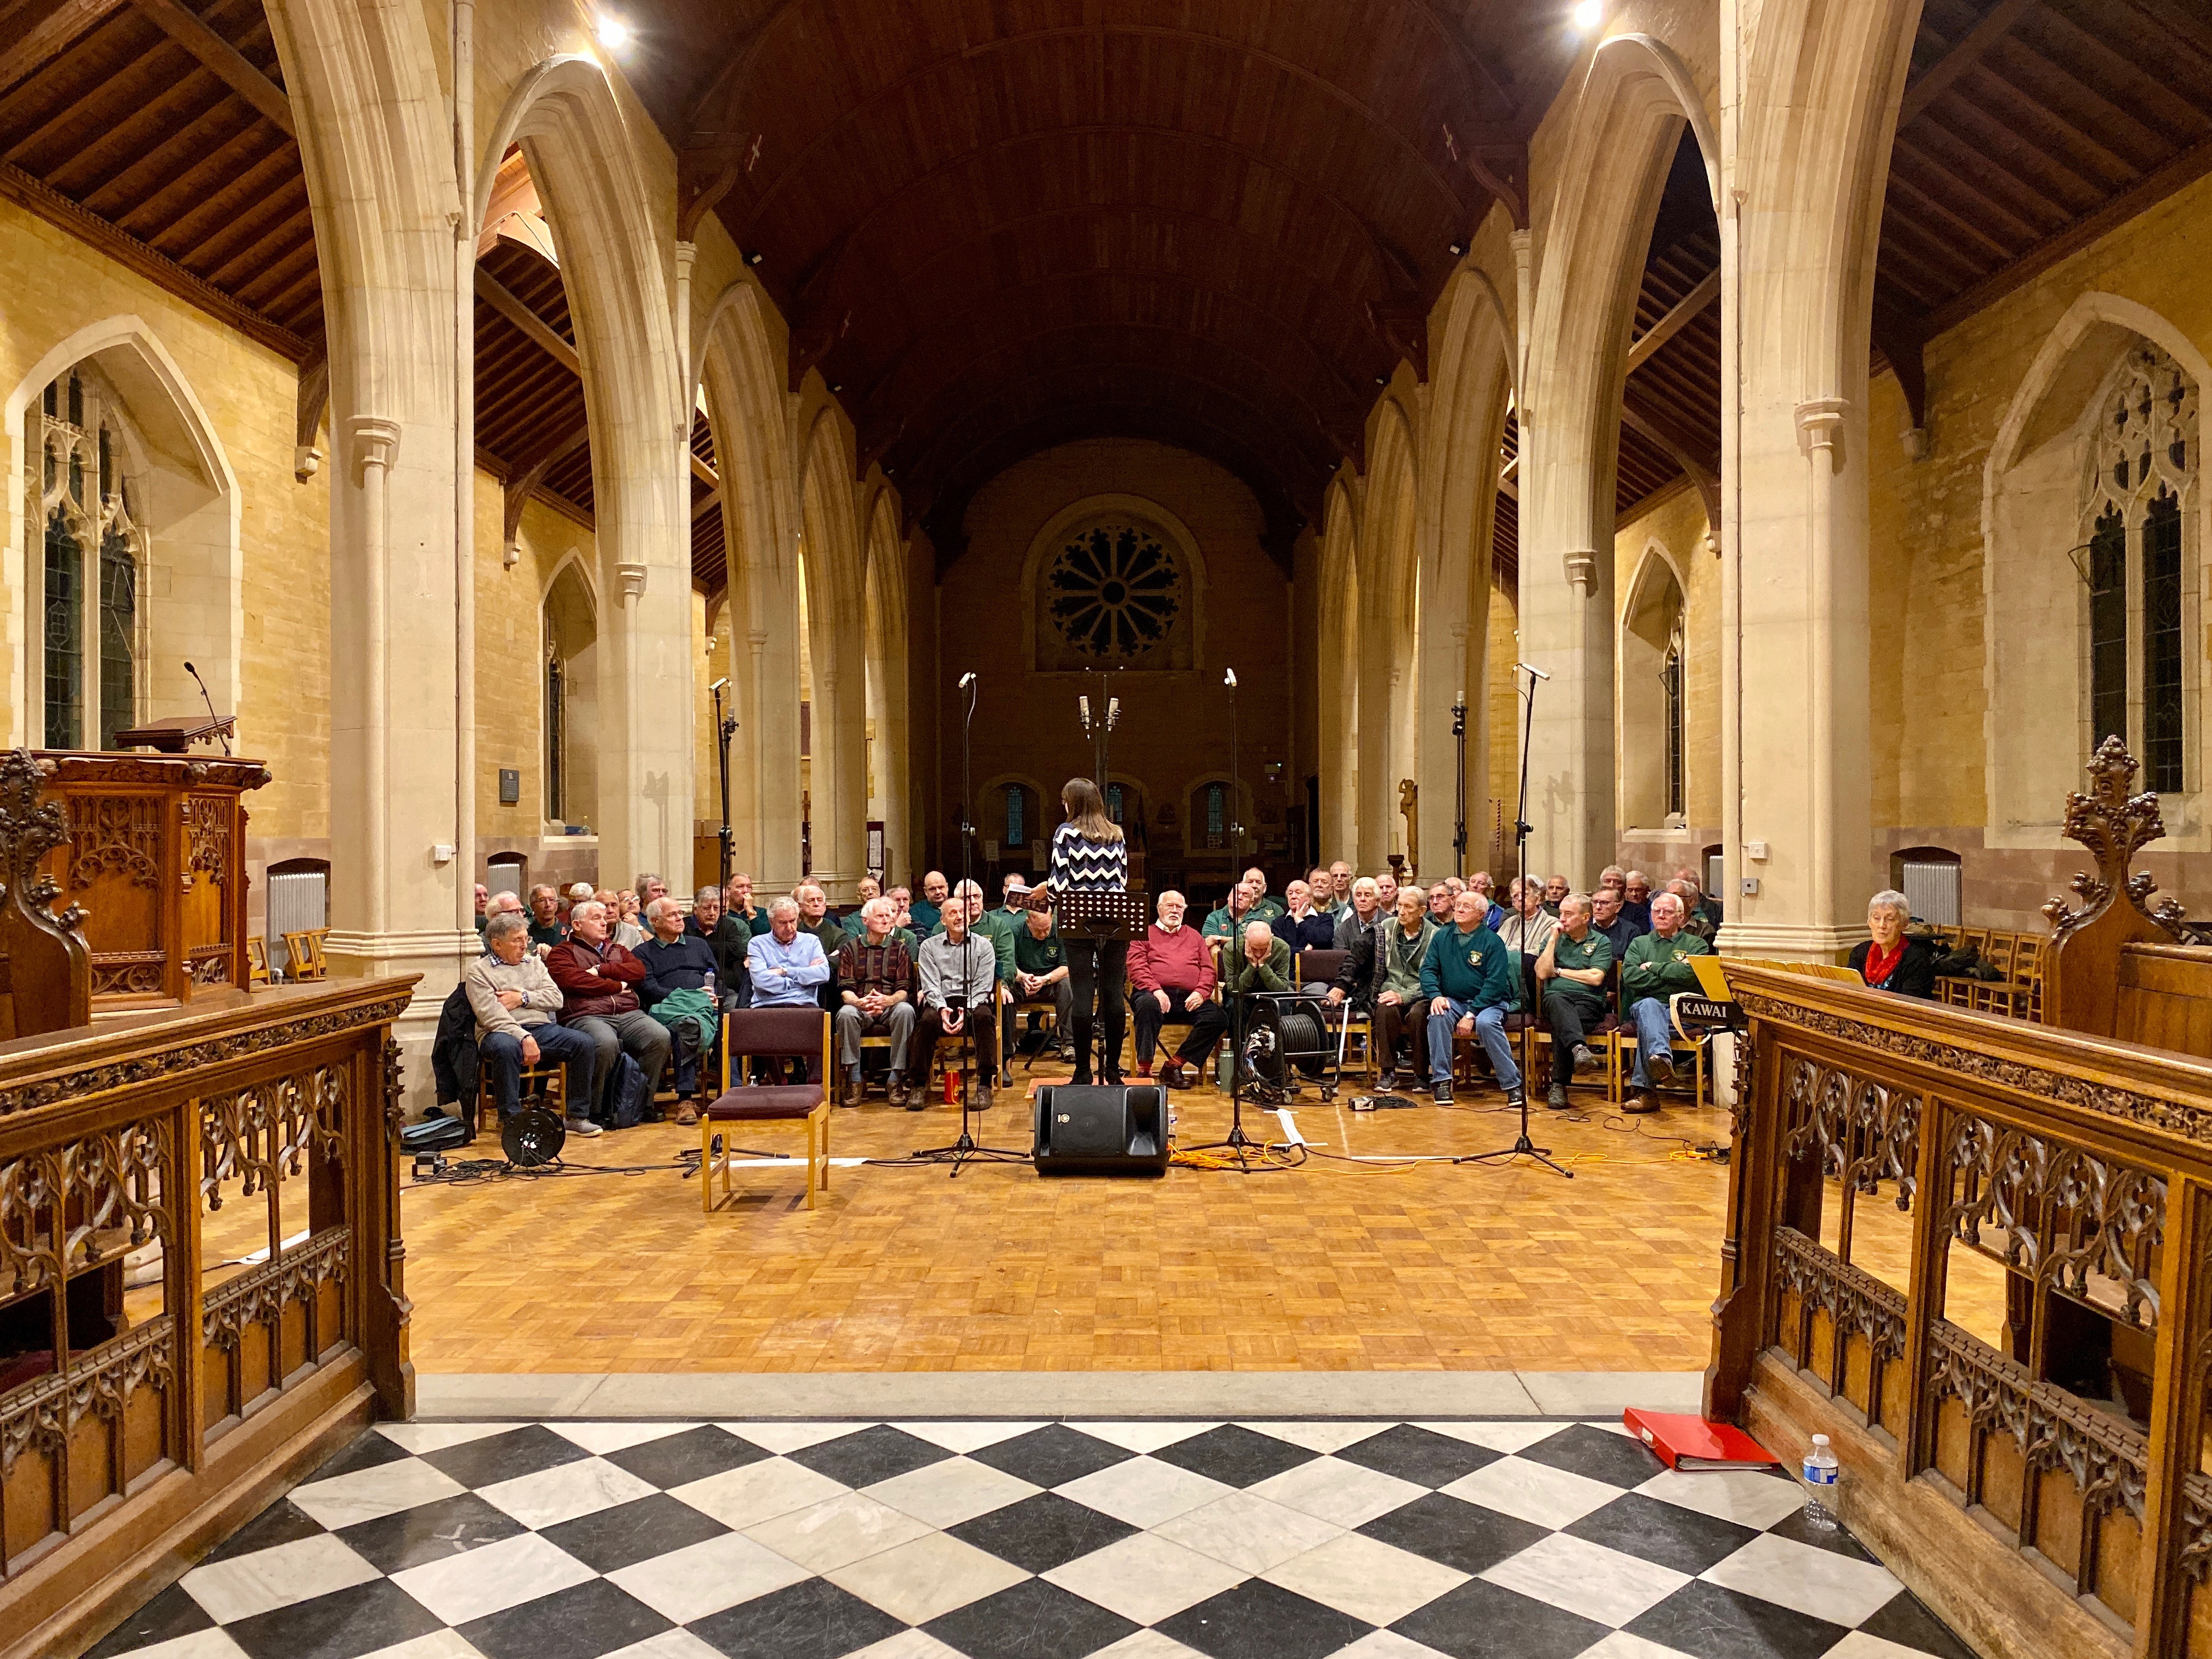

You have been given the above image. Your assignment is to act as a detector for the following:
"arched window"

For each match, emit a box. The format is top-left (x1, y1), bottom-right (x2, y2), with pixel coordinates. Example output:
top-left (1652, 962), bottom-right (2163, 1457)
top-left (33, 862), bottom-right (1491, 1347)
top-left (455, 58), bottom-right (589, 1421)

top-left (35, 366), bottom-right (144, 748)
top-left (2083, 346), bottom-right (2196, 793)
top-left (1107, 784), bottom-right (1125, 825)
top-left (1621, 552), bottom-right (1688, 829)
top-left (1003, 783), bottom-right (1026, 848)
top-left (1204, 782), bottom-right (1226, 847)
top-left (544, 642), bottom-right (567, 820)
top-left (540, 562), bottom-right (598, 830)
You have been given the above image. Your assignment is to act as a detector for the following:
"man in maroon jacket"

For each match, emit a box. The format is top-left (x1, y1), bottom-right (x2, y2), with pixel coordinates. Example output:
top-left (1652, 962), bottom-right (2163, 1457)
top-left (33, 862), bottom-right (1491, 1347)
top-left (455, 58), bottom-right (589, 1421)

top-left (1127, 889), bottom-right (1228, 1088)
top-left (546, 899), bottom-right (671, 1124)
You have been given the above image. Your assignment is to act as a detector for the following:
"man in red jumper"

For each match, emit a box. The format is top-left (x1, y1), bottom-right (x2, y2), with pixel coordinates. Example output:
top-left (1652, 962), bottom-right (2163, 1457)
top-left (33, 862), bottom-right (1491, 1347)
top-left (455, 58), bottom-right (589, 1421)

top-left (546, 899), bottom-right (670, 1124)
top-left (1127, 889), bottom-right (1228, 1088)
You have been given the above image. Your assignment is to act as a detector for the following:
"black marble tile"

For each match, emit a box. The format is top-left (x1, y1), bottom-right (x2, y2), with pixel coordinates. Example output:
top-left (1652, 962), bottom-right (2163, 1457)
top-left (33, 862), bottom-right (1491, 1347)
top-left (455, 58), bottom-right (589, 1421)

top-left (1335, 1425), bottom-right (1502, 1489)
top-left (605, 1424), bottom-right (771, 1489)
top-left (83, 1584), bottom-right (214, 1657)
top-left (302, 1431), bottom-right (415, 1484)
top-left (1147, 1424), bottom-right (1317, 1489)
top-left (1565, 1491), bottom-right (1763, 1576)
top-left (458, 1578), bottom-right (674, 1659)
top-left (966, 1424), bottom-right (1133, 1490)
top-left (1390, 1577), bottom-right (1611, 1659)
top-left (540, 1492), bottom-right (734, 1575)
top-left (334, 1490), bottom-right (530, 1575)
top-left (923, 1575), bottom-right (1141, 1659)
top-left (947, 1491), bottom-right (1137, 1574)
top-left (1624, 1578), bottom-right (1849, 1659)
top-left (1155, 1578), bottom-right (1373, 1659)
top-left (1513, 1424), bottom-right (1664, 1490)
top-left (1356, 1491), bottom-right (1550, 1576)
top-left (685, 1575), bottom-right (909, 1659)
top-left (1860, 1588), bottom-right (1980, 1659)
top-left (199, 1497), bottom-right (329, 1564)
top-left (223, 1579), bottom-right (443, 1659)
top-left (786, 1424), bottom-right (953, 1488)
top-left (418, 1424), bottom-right (594, 1489)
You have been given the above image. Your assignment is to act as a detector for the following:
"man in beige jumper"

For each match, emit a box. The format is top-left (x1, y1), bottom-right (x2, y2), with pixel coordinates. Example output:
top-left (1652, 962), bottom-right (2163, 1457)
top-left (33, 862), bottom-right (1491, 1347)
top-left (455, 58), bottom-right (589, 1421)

top-left (467, 912), bottom-right (600, 1133)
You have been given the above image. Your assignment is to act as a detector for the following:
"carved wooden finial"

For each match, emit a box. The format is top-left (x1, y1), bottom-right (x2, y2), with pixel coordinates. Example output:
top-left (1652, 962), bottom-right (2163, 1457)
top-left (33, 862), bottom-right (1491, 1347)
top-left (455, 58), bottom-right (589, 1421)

top-left (0, 748), bottom-right (92, 1033)
top-left (2044, 736), bottom-right (2185, 944)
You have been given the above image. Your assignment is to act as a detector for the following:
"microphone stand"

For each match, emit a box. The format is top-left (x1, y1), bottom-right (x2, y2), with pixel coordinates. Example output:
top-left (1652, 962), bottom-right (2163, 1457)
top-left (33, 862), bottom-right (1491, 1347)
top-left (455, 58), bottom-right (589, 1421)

top-left (1452, 699), bottom-right (1468, 878)
top-left (1456, 664), bottom-right (1571, 1179)
top-left (713, 682), bottom-right (737, 887)
top-left (1226, 672), bottom-right (1243, 864)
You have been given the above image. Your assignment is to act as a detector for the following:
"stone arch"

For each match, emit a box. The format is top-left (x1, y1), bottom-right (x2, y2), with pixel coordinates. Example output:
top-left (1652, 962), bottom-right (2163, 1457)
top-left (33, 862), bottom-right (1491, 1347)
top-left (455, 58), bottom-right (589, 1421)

top-left (5, 317), bottom-right (242, 745)
top-left (1317, 477), bottom-right (1363, 866)
top-left (862, 486), bottom-right (913, 879)
top-left (483, 54), bottom-right (689, 889)
top-left (1519, 24), bottom-right (1716, 884)
top-left (1618, 540), bottom-right (1689, 834)
top-left (798, 406), bottom-right (868, 898)
top-left (1982, 292), bottom-right (2211, 850)
top-left (1018, 493), bottom-right (1209, 673)
top-left (976, 770), bottom-right (1051, 872)
top-left (700, 281), bottom-right (804, 889)
top-left (1361, 397), bottom-right (1421, 864)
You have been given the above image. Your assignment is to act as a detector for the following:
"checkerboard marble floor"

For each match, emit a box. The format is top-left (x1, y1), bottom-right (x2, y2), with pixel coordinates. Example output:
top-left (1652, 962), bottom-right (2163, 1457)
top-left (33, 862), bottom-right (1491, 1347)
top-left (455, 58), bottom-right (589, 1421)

top-left (90, 1418), bottom-right (1974, 1659)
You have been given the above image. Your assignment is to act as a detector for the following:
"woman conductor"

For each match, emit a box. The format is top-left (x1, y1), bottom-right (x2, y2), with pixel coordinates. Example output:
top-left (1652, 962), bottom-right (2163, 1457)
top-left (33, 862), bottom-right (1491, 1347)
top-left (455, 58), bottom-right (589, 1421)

top-left (1048, 777), bottom-right (1130, 1086)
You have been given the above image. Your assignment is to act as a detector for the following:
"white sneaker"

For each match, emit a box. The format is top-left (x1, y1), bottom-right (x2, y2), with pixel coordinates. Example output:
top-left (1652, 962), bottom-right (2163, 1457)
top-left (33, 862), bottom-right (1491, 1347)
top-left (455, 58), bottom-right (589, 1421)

top-left (563, 1116), bottom-right (603, 1137)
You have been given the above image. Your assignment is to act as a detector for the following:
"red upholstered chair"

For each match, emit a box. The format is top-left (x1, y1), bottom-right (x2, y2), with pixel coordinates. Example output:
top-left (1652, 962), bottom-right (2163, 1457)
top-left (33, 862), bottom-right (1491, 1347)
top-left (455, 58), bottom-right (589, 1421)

top-left (702, 1008), bottom-right (832, 1212)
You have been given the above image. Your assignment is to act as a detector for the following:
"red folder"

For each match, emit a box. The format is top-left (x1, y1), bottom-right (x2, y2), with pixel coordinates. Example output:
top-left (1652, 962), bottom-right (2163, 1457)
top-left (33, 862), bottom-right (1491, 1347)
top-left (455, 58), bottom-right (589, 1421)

top-left (1623, 1409), bottom-right (1780, 1472)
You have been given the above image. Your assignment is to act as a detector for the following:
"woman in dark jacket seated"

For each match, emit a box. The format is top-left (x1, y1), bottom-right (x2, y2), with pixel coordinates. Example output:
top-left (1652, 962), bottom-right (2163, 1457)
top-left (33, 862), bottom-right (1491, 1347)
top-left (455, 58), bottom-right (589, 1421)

top-left (1847, 889), bottom-right (1938, 998)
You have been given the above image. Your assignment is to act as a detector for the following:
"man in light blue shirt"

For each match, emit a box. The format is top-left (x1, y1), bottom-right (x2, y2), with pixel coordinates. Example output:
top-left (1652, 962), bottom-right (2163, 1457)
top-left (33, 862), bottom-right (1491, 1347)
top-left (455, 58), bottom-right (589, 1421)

top-left (745, 898), bottom-right (832, 1008)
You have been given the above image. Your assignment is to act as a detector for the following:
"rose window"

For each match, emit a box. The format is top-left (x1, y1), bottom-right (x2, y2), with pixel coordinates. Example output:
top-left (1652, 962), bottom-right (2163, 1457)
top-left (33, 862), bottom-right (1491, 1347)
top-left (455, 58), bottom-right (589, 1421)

top-left (1045, 523), bottom-right (1181, 657)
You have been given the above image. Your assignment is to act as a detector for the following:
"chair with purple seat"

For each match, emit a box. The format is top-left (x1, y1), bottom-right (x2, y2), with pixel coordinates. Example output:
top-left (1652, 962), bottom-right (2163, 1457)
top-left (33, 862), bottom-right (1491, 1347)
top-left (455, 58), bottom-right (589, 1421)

top-left (702, 1007), bottom-right (832, 1212)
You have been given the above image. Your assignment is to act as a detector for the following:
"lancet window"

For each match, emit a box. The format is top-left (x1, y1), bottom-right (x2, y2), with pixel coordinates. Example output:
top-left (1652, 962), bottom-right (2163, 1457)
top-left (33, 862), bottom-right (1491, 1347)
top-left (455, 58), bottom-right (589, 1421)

top-left (32, 366), bottom-right (143, 749)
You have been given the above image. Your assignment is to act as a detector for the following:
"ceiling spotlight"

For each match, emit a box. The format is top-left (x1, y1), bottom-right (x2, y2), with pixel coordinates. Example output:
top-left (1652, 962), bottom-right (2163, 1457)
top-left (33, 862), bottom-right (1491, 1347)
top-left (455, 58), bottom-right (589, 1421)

top-left (830, 382), bottom-right (843, 393)
top-left (1375, 374), bottom-right (1389, 386)
top-left (594, 14), bottom-right (631, 49)
top-left (746, 250), bottom-right (764, 266)
top-left (1448, 240), bottom-right (1466, 257)
top-left (1571, 0), bottom-right (1605, 30)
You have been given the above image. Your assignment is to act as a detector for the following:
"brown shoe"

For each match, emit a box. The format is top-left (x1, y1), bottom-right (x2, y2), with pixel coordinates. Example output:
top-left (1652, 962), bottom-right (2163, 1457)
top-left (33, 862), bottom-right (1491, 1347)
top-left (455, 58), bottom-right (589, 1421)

top-left (1158, 1059), bottom-right (1187, 1090)
top-left (1626, 1091), bottom-right (1663, 1115)
top-left (675, 1100), bottom-right (700, 1127)
top-left (975, 1082), bottom-right (995, 1112)
top-left (838, 1074), bottom-right (863, 1109)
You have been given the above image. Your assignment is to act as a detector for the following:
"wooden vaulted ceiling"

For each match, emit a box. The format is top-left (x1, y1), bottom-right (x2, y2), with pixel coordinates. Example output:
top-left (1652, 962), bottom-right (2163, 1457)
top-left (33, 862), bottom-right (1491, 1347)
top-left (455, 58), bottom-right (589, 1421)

top-left (3, 0), bottom-right (2209, 595)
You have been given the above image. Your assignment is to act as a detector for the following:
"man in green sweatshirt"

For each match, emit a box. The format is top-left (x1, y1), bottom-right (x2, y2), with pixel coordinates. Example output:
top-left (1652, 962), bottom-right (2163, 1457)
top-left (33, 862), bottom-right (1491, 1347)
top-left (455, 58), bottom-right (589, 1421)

top-left (1418, 888), bottom-right (1523, 1107)
top-left (1620, 891), bottom-right (1713, 1113)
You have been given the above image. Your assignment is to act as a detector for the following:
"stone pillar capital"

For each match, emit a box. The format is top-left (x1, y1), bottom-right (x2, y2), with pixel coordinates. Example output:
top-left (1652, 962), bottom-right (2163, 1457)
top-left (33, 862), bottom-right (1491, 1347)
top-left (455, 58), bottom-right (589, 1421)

top-left (347, 415), bottom-right (402, 469)
top-left (1794, 397), bottom-right (1849, 464)
top-left (616, 561), bottom-right (648, 602)
top-left (1562, 548), bottom-right (1599, 595)
top-left (674, 239), bottom-right (697, 275)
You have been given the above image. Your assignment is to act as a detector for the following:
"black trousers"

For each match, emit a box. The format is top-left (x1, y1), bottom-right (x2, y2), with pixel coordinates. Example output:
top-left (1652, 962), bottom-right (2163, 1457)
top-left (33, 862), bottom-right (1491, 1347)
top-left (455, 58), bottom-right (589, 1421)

top-left (1131, 989), bottom-right (1229, 1066)
top-left (1372, 995), bottom-right (1430, 1076)
top-left (1066, 937), bottom-right (1128, 1080)
top-left (1542, 989), bottom-right (1606, 1083)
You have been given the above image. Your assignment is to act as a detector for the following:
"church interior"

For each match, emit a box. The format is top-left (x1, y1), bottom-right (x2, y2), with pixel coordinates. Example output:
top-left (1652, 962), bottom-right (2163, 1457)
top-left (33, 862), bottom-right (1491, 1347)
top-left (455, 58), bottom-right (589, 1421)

top-left (3, 1), bottom-right (2212, 1656)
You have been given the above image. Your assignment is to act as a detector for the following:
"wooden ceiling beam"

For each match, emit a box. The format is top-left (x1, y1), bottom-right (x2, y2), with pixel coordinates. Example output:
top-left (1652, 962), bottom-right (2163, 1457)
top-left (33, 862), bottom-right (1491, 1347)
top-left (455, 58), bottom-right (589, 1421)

top-left (504, 424), bottom-right (590, 548)
top-left (1899, 0), bottom-right (2040, 129)
top-left (1624, 268), bottom-right (1719, 376)
top-left (125, 0), bottom-right (293, 136)
top-left (476, 263), bottom-right (580, 374)
top-left (0, 0), bottom-right (126, 99)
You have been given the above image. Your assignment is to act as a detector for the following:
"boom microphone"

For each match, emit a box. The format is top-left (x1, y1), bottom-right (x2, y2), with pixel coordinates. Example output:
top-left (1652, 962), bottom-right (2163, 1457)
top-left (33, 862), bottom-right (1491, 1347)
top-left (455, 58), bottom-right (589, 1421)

top-left (183, 661), bottom-right (232, 754)
top-left (958, 672), bottom-right (977, 690)
top-left (1515, 662), bottom-right (1551, 681)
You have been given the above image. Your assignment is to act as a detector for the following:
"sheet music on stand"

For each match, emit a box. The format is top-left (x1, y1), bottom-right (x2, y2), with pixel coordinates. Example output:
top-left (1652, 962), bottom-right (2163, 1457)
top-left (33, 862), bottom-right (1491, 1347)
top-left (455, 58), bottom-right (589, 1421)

top-left (1056, 889), bottom-right (1148, 942)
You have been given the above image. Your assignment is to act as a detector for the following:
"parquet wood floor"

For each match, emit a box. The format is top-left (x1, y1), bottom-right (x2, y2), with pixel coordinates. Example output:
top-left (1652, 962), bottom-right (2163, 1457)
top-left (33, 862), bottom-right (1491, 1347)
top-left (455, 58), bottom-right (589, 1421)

top-left (399, 1065), bottom-right (1742, 1376)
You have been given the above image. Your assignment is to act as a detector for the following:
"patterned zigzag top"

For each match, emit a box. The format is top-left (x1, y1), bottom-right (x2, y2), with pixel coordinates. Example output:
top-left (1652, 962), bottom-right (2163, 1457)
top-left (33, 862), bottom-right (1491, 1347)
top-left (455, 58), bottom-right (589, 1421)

top-left (1050, 821), bottom-right (1129, 891)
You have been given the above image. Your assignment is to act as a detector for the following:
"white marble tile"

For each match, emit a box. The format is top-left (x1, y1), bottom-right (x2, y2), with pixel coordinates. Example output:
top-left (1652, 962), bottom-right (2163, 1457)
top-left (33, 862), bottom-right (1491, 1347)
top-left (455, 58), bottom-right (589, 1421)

top-left (1575, 1633), bottom-right (1711, 1659)
top-left (1478, 1531), bottom-right (1688, 1626)
top-left (390, 1531), bottom-right (594, 1625)
top-left (1824, 1634), bottom-right (1949, 1659)
top-left (1248, 1455), bottom-right (1427, 1528)
top-left (670, 1455), bottom-right (850, 1529)
top-left (720, 1420), bottom-right (870, 1454)
top-left (180, 1533), bottom-right (381, 1624)
top-left (374, 1421), bottom-right (525, 1455)
top-left (1042, 1531), bottom-right (1246, 1625)
top-left (1153, 1489), bottom-right (1344, 1575)
top-left (889, 1421), bottom-right (1044, 1454)
top-left (823, 1531), bottom-right (1029, 1625)
top-left (1701, 1531), bottom-right (1903, 1627)
top-left (1088, 1634), bottom-right (1209, 1659)
top-left (1441, 1457), bottom-right (1623, 1528)
top-left (477, 1455), bottom-right (658, 1529)
top-left (287, 1459), bottom-right (467, 1529)
top-left (743, 1491), bottom-right (935, 1573)
top-left (863, 1455), bottom-right (1041, 1529)
top-left (846, 1632), bottom-right (970, 1659)
top-left (1633, 1466), bottom-right (1808, 1531)
top-left (1232, 1420), bottom-right (1389, 1455)
top-left (1335, 1633), bottom-right (1458, 1658)
top-left (605, 1531), bottom-right (812, 1623)
top-left (545, 1420), bottom-right (697, 1455)
top-left (1076, 1420), bottom-right (1222, 1454)
top-left (1415, 1420), bottom-right (1566, 1456)
top-left (96, 1632), bottom-right (250, 1659)
top-left (358, 1634), bottom-right (492, 1659)
top-left (1052, 1456), bottom-right (1235, 1528)
top-left (599, 1632), bottom-right (729, 1659)
top-left (1262, 1531), bottom-right (1469, 1627)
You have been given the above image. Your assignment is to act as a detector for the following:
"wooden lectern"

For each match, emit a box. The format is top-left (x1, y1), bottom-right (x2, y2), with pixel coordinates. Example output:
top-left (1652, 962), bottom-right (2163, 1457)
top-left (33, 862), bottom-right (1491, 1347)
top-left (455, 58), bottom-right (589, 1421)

top-left (32, 748), bottom-right (270, 1007)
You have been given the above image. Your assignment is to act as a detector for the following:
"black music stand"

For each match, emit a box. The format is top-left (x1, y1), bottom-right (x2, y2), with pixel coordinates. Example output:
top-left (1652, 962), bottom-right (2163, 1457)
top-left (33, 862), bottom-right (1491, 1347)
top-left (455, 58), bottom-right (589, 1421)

top-left (1058, 889), bottom-right (1148, 1082)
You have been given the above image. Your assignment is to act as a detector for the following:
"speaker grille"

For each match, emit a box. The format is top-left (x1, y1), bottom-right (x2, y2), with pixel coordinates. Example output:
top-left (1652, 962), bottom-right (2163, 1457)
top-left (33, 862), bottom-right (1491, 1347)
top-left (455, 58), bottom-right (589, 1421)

top-left (1049, 1086), bottom-right (1125, 1153)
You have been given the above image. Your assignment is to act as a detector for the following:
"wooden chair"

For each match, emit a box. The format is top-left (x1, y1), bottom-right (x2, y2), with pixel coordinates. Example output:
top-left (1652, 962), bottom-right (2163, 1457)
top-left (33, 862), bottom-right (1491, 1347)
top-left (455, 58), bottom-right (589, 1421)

top-left (246, 935), bottom-right (271, 987)
top-left (283, 928), bottom-right (329, 981)
top-left (703, 1008), bottom-right (832, 1211)
top-left (473, 1053), bottom-right (567, 1137)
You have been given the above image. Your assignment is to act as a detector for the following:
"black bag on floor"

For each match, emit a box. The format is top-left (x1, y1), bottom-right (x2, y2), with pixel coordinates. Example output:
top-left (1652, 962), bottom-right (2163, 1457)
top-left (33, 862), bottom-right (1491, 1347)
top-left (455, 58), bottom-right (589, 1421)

top-left (606, 1051), bottom-right (652, 1130)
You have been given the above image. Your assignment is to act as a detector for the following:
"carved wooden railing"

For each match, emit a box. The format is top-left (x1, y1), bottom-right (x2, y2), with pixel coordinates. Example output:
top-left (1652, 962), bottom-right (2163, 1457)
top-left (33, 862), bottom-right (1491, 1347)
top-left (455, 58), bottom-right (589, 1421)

top-left (1709, 966), bottom-right (2212, 1659)
top-left (0, 977), bottom-right (415, 1659)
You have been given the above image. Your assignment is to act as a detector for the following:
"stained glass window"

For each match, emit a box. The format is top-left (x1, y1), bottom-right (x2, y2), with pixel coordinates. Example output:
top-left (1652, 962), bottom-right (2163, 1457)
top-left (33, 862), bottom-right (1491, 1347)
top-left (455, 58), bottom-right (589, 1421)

top-left (33, 365), bottom-right (142, 751)
top-left (1005, 784), bottom-right (1025, 848)
top-left (1107, 785), bottom-right (1125, 825)
top-left (1663, 630), bottom-right (1685, 821)
top-left (2087, 504), bottom-right (2128, 751)
top-left (43, 511), bottom-right (83, 748)
top-left (2143, 489), bottom-right (2183, 793)
top-left (545, 648), bottom-right (566, 820)
top-left (1204, 782), bottom-right (1226, 848)
top-left (99, 527), bottom-right (137, 749)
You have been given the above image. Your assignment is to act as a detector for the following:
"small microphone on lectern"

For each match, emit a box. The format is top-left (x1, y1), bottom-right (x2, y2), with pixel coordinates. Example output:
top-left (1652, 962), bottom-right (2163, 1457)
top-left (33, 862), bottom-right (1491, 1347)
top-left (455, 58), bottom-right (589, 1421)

top-left (958, 672), bottom-right (977, 689)
top-left (1515, 662), bottom-right (1551, 681)
top-left (1224, 668), bottom-right (1237, 689)
top-left (183, 661), bottom-right (232, 754)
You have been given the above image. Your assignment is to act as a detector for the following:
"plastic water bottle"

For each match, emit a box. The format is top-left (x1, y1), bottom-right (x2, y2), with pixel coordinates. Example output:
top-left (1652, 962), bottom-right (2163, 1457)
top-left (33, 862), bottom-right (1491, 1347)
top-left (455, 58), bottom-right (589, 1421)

top-left (1802, 1434), bottom-right (1840, 1528)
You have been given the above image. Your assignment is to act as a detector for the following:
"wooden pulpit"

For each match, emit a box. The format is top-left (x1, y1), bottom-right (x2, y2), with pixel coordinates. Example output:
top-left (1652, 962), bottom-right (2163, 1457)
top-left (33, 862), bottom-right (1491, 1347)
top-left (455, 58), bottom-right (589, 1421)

top-left (32, 748), bottom-right (271, 1007)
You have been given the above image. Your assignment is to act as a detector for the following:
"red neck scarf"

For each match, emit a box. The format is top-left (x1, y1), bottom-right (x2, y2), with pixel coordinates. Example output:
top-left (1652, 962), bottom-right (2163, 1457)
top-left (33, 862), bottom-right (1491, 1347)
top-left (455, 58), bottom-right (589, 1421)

top-left (1864, 937), bottom-right (1907, 987)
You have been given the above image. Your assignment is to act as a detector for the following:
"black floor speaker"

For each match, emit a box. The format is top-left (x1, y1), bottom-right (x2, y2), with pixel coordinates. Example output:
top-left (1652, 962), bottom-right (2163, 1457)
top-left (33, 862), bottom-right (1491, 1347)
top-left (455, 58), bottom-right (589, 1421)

top-left (1031, 1084), bottom-right (1171, 1176)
